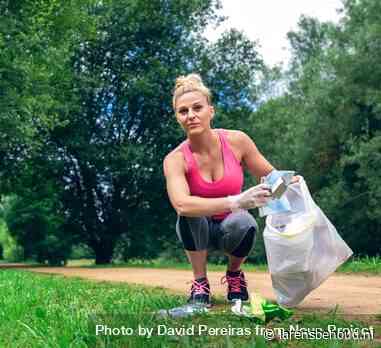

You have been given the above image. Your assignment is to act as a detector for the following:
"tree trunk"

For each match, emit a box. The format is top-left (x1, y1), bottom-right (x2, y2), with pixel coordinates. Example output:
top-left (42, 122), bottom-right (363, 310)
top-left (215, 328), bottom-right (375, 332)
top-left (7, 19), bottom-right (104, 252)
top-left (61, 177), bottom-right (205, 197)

top-left (93, 241), bottom-right (114, 265)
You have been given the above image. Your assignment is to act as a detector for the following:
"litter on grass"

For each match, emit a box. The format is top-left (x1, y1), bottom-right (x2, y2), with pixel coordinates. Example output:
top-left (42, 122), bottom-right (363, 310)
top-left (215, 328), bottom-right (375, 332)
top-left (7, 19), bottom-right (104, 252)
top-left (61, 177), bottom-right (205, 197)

top-left (155, 291), bottom-right (293, 323)
top-left (230, 292), bottom-right (293, 323)
top-left (156, 303), bottom-right (209, 319)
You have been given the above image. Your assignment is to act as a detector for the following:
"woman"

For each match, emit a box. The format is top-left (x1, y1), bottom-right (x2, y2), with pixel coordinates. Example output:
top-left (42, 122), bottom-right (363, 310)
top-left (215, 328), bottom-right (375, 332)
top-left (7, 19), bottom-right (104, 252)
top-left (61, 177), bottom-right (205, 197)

top-left (163, 73), bottom-right (274, 306)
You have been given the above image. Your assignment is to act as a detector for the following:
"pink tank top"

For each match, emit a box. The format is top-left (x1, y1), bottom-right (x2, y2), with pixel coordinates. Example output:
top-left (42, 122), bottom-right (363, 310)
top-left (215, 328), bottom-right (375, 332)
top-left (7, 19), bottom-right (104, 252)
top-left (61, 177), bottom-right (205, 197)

top-left (181, 129), bottom-right (244, 220)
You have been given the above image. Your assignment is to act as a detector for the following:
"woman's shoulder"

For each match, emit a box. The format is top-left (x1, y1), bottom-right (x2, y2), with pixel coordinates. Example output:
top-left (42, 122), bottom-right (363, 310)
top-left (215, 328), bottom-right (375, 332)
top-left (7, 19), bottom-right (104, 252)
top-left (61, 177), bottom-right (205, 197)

top-left (163, 142), bottom-right (189, 177)
top-left (218, 128), bottom-right (251, 145)
top-left (163, 140), bottom-right (188, 168)
top-left (216, 129), bottom-right (253, 163)
top-left (164, 143), bottom-right (183, 161)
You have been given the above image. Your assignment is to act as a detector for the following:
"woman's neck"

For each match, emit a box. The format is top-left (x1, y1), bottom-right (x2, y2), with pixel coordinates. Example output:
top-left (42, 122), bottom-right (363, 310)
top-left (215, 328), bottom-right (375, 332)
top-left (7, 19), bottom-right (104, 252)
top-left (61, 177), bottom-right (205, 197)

top-left (188, 128), bottom-right (219, 155)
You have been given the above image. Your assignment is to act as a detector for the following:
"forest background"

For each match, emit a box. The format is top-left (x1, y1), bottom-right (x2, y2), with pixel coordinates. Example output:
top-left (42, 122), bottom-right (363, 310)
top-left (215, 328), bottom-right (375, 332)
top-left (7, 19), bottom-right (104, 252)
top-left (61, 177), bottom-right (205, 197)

top-left (0, 0), bottom-right (380, 265)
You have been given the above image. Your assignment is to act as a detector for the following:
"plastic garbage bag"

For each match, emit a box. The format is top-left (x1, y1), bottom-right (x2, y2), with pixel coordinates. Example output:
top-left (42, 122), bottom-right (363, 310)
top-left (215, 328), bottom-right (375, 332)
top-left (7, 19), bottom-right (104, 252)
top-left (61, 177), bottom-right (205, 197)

top-left (263, 177), bottom-right (353, 307)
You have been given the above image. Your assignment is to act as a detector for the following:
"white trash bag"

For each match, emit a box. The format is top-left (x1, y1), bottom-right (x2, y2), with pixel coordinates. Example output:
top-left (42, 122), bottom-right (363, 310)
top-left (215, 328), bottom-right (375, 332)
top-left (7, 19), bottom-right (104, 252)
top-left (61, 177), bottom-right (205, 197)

top-left (263, 177), bottom-right (353, 307)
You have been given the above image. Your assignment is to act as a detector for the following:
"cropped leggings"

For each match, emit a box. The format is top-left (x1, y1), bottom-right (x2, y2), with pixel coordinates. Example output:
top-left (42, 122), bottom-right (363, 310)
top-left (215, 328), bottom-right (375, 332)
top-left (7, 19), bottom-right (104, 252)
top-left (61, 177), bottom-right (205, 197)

top-left (176, 210), bottom-right (258, 257)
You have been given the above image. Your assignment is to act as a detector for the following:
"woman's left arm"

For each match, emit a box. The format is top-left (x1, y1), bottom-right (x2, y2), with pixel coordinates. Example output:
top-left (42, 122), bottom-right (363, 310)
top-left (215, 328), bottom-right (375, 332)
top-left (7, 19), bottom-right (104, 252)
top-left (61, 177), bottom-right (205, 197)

top-left (237, 131), bottom-right (274, 182)
top-left (230, 130), bottom-right (300, 183)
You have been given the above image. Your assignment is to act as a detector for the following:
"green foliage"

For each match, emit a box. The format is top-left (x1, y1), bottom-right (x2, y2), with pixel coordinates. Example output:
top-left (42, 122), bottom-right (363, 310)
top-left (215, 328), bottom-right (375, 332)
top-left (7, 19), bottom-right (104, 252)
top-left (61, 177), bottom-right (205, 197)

top-left (3, 195), bottom-right (71, 265)
top-left (0, 223), bottom-right (23, 262)
top-left (2, 0), bottom-right (380, 263)
top-left (0, 207), bottom-right (23, 261)
top-left (8, 0), bottom-right (262, 264)
top-left (199, 28), bottom-right (263, 128)
top-left (0, 0), bottom-right (97, 193)
top-left (250, 0), bottom-right (381, 257)
top-left (44, 0), bottom-right (228, 264)
top-left (69, 244), bottom-right (95, 260)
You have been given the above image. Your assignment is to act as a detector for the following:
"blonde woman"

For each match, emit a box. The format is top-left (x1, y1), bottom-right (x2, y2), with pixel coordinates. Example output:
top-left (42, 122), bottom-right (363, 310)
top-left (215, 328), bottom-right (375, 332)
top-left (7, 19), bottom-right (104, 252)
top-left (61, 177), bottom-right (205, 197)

top-left (163, 73), bottom-right (274, 306)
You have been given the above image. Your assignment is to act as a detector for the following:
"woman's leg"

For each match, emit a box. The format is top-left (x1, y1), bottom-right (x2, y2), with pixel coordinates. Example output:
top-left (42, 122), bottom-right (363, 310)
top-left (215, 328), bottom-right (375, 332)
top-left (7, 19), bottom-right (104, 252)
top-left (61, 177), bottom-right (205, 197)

top-left (185, 250), bottom-right (208, 279)
top-left (227, 225), bottom-right (256, 271)
top-left (176, 215), bottom-right (210, 277)
top-left (227, 255), bottom-right (246, 272)
top-left (220, 211), bottom-right (258, 301)
top-left (176, 215), bottom-right (211, 305)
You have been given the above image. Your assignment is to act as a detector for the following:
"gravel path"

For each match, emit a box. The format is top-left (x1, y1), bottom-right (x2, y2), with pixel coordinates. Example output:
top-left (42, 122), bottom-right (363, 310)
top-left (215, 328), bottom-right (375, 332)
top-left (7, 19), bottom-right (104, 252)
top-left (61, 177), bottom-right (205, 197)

top-left (20, 266), bottom-right (381, 316)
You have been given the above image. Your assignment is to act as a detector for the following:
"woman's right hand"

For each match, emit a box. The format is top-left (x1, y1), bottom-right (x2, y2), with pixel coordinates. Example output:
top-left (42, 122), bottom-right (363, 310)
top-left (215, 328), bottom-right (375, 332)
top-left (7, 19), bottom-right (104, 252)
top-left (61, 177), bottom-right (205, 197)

top-left (228, 184), bottom-right (272, 212)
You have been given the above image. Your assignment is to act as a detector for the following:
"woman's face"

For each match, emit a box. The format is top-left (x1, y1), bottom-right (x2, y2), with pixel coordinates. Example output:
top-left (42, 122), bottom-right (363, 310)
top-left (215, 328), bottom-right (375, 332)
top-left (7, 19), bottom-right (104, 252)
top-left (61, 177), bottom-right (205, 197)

top-left (175, 91), bottom-right (214, 135)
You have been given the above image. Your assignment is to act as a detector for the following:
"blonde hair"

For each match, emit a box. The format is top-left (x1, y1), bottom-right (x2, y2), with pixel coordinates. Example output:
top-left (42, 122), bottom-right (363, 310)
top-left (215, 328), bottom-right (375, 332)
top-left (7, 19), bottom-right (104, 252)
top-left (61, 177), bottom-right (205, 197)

top-left (172, 73), bottom-right (212, 110)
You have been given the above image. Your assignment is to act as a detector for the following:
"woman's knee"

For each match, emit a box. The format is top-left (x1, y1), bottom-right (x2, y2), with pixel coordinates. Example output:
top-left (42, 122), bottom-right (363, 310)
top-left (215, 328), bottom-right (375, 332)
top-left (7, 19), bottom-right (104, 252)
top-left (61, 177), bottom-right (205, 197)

top-left (230, 226), bottom-right (256, 257)
top-left (220, 211), bottom-right (258, 256)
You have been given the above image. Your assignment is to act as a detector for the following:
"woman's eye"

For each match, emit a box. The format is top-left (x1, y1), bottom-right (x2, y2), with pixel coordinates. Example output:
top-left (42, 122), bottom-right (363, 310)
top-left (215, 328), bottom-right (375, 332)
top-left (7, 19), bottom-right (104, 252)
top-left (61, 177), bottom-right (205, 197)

top-left (194, 106), bottom-right (202, 111)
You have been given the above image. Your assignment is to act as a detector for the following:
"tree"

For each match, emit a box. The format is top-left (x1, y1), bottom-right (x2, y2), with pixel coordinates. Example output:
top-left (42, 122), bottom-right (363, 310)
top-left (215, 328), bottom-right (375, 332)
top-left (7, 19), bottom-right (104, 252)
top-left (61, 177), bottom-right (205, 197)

top-left (2, 1), bottom-right (288, 264)
top-left (0, 0), bottom-right (97, 193)
top-left (0, 0), bottom-right (100, 263)
top-left (250, 0), bottom-right (381, 256)
top-left (34, 0), bottom-right (226, 264)
top-left (315, 0), bottom-right (381, 254)
top-left (4, 193), bottom-right (71, 265)
top-left (25, 0), bottom-right (267, 264)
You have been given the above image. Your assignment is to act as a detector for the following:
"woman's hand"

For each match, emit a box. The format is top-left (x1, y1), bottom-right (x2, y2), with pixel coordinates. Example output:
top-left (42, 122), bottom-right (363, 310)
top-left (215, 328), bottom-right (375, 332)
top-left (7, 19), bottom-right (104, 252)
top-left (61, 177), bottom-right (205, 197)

top-left (228, 184), bottom-right (272, 212)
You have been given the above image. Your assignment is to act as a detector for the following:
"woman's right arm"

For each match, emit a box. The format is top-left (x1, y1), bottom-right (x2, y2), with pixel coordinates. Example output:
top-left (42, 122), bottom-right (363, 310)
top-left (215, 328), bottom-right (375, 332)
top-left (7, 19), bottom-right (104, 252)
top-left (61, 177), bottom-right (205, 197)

top-left (163, 151), bottom-right (231, 217)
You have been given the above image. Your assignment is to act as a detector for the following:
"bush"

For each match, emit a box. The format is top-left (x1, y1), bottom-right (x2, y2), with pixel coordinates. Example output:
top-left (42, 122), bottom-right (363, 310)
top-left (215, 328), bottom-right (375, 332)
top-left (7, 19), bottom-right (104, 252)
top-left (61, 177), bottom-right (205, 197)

top-left (70, 244), bottom-right (95, 260)
top-left (0, 218), bottom-right (24, 262)
top-left (4, 196), bottom-right (72, 266)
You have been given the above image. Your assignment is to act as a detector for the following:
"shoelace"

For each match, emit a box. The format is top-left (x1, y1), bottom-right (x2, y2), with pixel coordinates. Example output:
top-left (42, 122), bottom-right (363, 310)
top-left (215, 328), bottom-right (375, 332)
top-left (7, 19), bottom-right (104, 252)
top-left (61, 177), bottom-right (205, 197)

top-left (191, 279), bottom-right (210, 296)
top-left (221, 273), bottom-right (246, 293)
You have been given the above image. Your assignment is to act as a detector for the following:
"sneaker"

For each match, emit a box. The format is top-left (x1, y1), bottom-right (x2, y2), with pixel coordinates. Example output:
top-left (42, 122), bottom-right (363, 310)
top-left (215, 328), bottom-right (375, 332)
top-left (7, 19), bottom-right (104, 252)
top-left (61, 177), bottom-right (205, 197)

top-left (187, 277), bottom-right (211, 307)
top-left (221, 270), bottom-right (249, 302)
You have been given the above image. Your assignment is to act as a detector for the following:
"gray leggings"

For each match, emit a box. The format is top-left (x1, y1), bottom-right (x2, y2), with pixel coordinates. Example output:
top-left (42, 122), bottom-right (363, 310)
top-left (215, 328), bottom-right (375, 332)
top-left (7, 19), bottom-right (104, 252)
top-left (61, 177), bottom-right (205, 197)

top-left (176, 210), bottom-right (258, 257)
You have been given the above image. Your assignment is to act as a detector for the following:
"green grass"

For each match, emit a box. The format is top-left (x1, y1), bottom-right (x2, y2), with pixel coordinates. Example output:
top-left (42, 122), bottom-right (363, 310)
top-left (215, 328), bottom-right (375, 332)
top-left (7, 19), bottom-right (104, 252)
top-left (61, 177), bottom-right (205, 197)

top-left (68, 258), bottom-right (269, 272)
top-left (336, 256), bottom-right (381, 274)
top-left (66, 256), bottom-right (381, 275)
top-left (0, 270), bottom-right (379, 348)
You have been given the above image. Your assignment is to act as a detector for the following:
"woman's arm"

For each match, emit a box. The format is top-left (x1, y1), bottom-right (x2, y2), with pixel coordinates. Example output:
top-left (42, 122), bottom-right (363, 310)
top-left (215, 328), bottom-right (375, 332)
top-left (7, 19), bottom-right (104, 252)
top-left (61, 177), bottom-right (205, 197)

top-left (163, 151), bottom-right (231, 217)
top-left (163, 146), bottom-right (272, 217)
top-left (234, 131), bottom-right (300, 184)
top-left (237, 131), bottom-right (274, 181)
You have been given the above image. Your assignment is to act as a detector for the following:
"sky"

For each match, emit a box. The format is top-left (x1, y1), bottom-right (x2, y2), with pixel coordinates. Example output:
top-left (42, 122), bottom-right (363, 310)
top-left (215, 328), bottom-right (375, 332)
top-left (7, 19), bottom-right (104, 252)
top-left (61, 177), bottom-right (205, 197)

top-left (204, 0), bottom-right (344, 67)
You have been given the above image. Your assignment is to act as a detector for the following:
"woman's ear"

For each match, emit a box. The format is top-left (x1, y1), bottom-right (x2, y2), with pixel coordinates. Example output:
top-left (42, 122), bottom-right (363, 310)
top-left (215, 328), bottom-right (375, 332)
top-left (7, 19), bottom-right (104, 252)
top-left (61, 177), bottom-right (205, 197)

top-left (210, 105), bottom-right (215, 120)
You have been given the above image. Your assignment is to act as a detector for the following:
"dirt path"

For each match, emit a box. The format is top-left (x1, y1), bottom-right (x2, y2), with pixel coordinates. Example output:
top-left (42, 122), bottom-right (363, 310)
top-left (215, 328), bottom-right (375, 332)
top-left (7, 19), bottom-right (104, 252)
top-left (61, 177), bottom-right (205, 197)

top-left (17, 266), bottom-right (381, 316)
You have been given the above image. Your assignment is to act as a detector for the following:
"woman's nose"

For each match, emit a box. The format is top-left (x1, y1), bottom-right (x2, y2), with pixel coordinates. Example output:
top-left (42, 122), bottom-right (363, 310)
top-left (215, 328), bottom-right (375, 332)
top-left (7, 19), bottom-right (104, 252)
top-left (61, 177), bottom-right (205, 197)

top-left (188, 110), bottom-right (196, 119)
